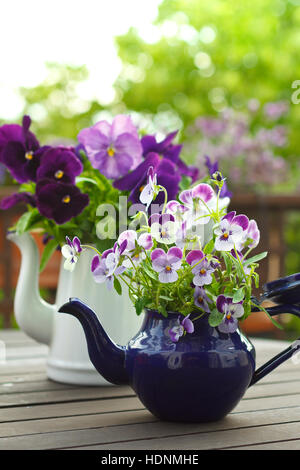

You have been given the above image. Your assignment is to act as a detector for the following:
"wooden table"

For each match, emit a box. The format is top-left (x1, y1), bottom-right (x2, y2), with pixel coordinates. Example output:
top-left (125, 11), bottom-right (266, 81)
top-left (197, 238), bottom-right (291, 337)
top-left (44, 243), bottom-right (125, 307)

top-left (0, 330), bottom-right (300, 451)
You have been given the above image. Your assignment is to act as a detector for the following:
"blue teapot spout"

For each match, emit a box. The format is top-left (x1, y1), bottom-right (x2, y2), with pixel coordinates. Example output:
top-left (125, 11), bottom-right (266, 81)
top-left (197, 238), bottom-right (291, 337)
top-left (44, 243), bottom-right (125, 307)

top-left (58, 298), bottom-right (129, 385)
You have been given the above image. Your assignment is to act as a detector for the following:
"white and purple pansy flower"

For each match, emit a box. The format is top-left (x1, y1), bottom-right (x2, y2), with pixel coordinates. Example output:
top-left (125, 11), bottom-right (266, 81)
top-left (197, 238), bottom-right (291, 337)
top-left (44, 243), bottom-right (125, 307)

top-left (91, 244), bottom-right (126, 290)
top-left (61, 236), bottom-right (83, 272)
top-left (179, 183), bottom-right (215, 225)
top-left (151, 247), bottom-right (183, 283)
top-left (165, 200), bottom-right (190, 223)
top-left (149, 213), bottom-right (178, 245)
top-left (214, 211), bottom-right (249, 252)
top-left (169, 315), bottom-right (194, 343)
top-left (186, 250), bottom-right (215, 287)
top-left (216, 295), bottom-right (244, 333)
top-left (193, 286), bottom-right (211, 312)
top-left (117, 230), bottom-right (153, 267)
top-left (139, 166), bottom-right (158, 210)
top-left (245, 219), bottom-right (260, 249)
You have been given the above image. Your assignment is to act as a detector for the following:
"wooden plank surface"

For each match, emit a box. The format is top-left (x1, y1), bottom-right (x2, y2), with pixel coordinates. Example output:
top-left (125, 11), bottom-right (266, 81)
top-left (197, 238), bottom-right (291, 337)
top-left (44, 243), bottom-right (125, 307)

top-left (0, 330), bottom-right (299, 450)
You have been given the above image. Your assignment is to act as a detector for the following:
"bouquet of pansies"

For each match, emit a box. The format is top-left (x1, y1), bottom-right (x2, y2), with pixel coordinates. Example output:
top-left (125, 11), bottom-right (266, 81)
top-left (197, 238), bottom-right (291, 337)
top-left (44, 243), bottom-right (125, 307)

top-left (0, 114), bottom-right (208, 269)
top-left (61, 169), bottom-right (270, 340)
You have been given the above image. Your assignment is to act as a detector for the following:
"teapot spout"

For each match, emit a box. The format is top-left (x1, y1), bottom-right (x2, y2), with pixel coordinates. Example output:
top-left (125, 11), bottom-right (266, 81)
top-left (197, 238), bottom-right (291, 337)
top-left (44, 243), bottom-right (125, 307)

top-left (58, 298), bottom-right (129, 385)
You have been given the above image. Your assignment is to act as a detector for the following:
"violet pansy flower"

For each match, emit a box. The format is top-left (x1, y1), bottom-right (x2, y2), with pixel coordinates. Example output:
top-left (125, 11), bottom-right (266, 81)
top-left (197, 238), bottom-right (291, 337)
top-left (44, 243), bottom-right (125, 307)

top-left (37, 147), bottom-right (83, 184)
top-left (205, 155), bottom-right (232, 199)
top-left (114, 153), bottom-right (181, 208)
top-left (214, 211), bottom-right (249, 252)
top-left (169, 315), bottom-right (194, 343)
top-left (141, 130), bottom-right (199, 182)
top-left (91, 246), bottom-right (126, 290)
top-left (193, 286), bottom-right (211, 312)
top-left (151, 246), bottom-right (183, 283)
top-left (186, 250), bottom-right (215, 287)
top-left (0, 191), bottom-right (36, 210)
top-left (179, 183), bottom-right (215, 225)
top-left (61, 236), bottom-right (83, 272)
top-left (216, 295), bottom-right (244, 333)
top-left (35, 179), bottom-right (89, 225)
top-left (0, 115), bottom-right (41, 183)
top-left (149, 213), bottom-right (178, 245)
top-left (245, 219), bottom-right (260, 249)
top-left (77, 115), bottom-right (142, 180)
top-left (117, 229), bottom-right (153, 268)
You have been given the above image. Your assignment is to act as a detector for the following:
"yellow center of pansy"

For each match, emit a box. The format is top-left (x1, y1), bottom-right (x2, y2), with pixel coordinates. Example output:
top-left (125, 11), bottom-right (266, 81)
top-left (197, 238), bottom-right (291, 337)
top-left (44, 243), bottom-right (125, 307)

top-left (55, 170), bottom-right (64, 179)
top-left (62, 195), bottom-right (71, 204)
top-left (165, 266), bottom-right (172, 271)
top-left (223, 232), bottom-right (229, 239)
top-left (107, 148), bottom-right (115, 157)
top-left (139, 185), bottom-right (145, 192)
top-left (25, 151), bottom-right (34, 160)
top-left (161, 231), bottom-right (167, 237)
top-left (226, 313), bottom-right (232, 320)
top-left (198, 296), bottom-right (203, 303)
top-left (200, 268), bottom-right (206, 275)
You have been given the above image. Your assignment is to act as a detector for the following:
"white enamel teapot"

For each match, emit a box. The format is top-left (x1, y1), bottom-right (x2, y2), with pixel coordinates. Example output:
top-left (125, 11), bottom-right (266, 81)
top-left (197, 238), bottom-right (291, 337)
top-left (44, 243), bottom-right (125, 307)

top-left (8, 231), bottom-right (143, 385)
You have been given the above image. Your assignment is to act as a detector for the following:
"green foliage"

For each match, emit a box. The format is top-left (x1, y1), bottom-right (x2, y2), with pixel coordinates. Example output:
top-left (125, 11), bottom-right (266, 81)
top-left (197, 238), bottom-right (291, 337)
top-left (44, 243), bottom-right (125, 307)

top-left (115, 0), bottom-right (300, 166)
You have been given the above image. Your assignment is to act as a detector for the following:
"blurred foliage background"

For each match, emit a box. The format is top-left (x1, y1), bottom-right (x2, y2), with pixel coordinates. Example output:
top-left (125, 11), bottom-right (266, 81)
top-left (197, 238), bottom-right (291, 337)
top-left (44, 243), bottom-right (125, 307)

top-left (1, 0), bottom-right (300, 279)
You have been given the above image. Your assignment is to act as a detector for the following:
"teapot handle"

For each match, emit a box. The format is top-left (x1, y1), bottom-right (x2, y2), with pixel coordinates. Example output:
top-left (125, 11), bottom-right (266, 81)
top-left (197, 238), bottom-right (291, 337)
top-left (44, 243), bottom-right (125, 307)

top-left (249, 304), bottom-right (300, 386)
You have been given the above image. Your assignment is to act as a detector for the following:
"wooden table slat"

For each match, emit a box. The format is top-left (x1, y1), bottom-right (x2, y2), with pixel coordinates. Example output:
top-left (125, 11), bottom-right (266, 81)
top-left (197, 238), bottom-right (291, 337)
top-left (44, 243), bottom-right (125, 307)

top-left (0, 330), bottom-right (299, 450)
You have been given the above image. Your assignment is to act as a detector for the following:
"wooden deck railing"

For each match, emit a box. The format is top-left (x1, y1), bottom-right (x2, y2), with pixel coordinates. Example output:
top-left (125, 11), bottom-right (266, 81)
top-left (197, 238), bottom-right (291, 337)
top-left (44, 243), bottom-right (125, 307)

top-left (0, 188), bottom-right (300, 328)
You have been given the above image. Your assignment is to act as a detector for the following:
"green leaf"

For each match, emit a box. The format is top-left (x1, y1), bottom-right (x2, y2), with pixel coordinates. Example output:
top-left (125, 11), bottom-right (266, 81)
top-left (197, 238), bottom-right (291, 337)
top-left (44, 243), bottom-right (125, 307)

top-left (39, 239), bottom-right (58, 273)
top-left (208, 308), bottom-right (224, 327)
top-left (222, 252), bottom-right (232, 275)
top-left (143, 264), bottom-right (158, 281)
top-left (158, 303), bottom-right (168, 318)
top-left (233, 287), bottom-right (245, 303)
top-left (244, 252), bottom-right (268, 266)
top-left (16, 210), bottom-right (41, 235)
top-left (257, 305), bottom-right (284, 330)
top-left (113, 277), bottom-right (122, 296)
top-left (159, 295), bottom-right (174, 301)
top-left (179, 175), bottom-right (192, 191)
top-left (203, 238), bottom-right (215, 255)
top-left (134, 297), bottom-right (145, 316)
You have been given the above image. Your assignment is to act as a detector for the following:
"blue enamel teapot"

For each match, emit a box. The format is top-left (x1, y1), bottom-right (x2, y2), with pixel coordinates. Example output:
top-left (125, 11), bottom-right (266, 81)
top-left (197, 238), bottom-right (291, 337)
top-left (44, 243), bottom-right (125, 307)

top-left (59, 273), bottom-right (300, 423)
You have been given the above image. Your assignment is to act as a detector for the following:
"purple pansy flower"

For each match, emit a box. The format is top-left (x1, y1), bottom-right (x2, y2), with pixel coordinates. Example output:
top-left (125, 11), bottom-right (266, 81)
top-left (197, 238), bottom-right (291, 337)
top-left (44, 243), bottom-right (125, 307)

top-left (91, 246), bottom-right (125, 290)
top-left (151, 246), bottom-right (183, 283)
top-left (179, 183), bottom-right (215, 225)
top-left (165, 200), bottom-right (189, 223)
top-left (77, 115), bottom-right (142, 180)
top-left (114, 152), bottom-right (181, 208)
top-left (169, 315), bottom-right (194, 342)
top-left (117, 230), bottom-right (153, 267)
top-left (0, 191), bottom-right (36, 210)
top-left (0, 115), bottom-right (41, 183)
top-left (35, 179), bottom-right (89, 225)
top-left (216, 295), bottom-right (244, 333)
top-left (141, 130), bottom-right (199, 182)
top-left (193, 286), bottom-right (211, 312)
top-left (214, 211), bottom-right (249, 252)
top-left (205, 155), bottom-right (232, 199)
top-left (245, 219), bottom-right (260, 249)
top-left (37, 147), bottom-right (83, 184)
top-left (149, 213), bottom-right (178, 245)
top-left (61, 236), bottom-right (83, 271)
top-left (186, 250), bottom-right (215, 286)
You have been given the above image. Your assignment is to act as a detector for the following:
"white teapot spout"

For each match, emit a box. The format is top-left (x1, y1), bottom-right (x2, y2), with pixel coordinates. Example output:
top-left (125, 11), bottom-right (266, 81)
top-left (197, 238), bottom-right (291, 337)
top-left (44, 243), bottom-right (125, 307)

top-left (7, 231), bottom-right (55, 345)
